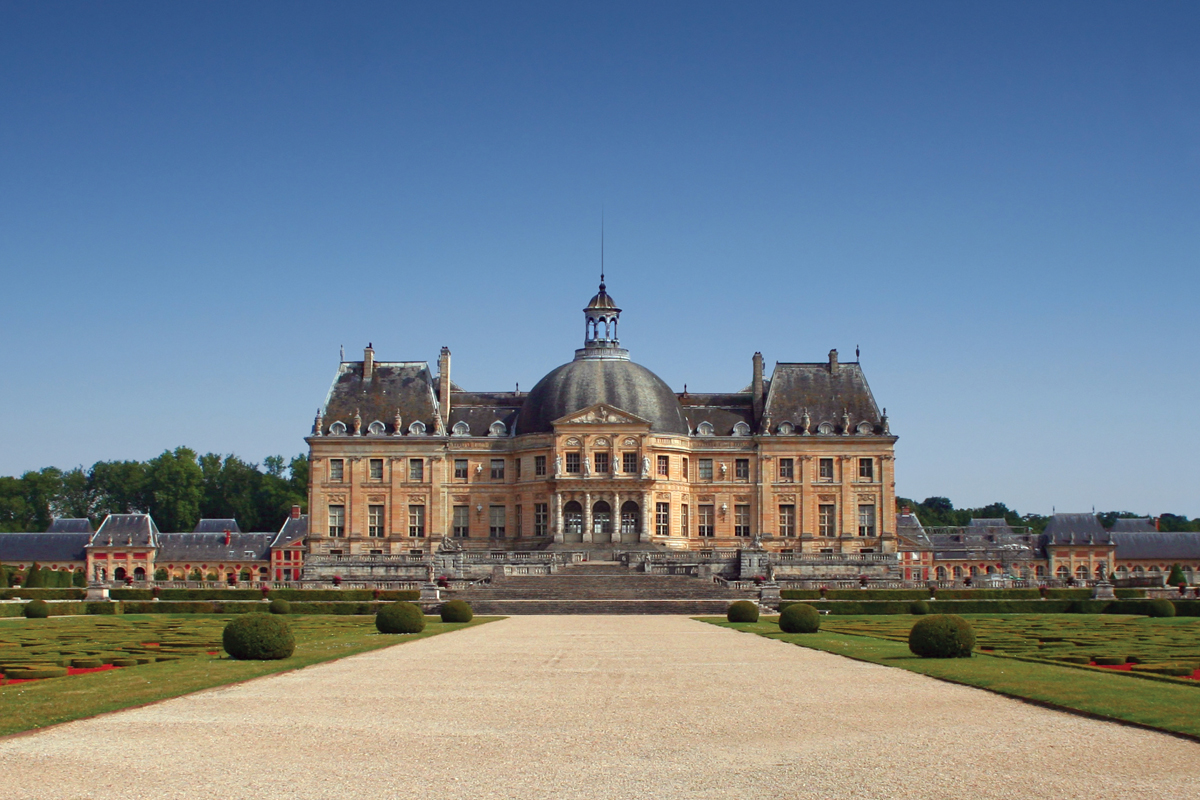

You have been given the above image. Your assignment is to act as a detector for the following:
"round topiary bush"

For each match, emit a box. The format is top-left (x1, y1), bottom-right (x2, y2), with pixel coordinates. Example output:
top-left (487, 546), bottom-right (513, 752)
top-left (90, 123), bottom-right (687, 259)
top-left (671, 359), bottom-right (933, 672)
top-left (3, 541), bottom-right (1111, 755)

top-left (222, 614), bottom-right (295, 660)
top-left (908, 614), bottom-right (975, 659)
top-left (23, 599), bottom-right (49, 619)
top-left (1146, 599), bottom-right (1176, 618)
top-left (726, 600), bottom-right (759, 623)
top-left (268, 598), bottom-right (291, 615)
top-left (439, 599), bottom-right (473, 623)
top-left (778, 603), bottom-right (820, 633)
top-left (909, 600), bottom-right (930, 615)
top-left (375, 601), bottom-right (426, 634)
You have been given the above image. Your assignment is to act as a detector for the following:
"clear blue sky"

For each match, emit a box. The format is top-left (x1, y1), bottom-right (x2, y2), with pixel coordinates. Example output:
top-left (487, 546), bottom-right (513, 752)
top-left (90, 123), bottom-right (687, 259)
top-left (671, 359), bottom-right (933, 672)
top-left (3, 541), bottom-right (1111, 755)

top-left (2, 2), bottom-right (1197, 516)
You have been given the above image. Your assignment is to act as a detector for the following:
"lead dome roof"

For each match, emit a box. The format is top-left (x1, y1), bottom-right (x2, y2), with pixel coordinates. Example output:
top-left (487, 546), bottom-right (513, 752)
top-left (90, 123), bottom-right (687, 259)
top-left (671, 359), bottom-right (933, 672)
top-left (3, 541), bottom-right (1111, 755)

top-left (516, 359), bottom-right (689, 435)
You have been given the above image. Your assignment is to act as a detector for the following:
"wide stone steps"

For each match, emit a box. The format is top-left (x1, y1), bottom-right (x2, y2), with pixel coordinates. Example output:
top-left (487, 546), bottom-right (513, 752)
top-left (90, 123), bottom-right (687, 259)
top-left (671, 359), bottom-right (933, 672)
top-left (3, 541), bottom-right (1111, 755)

top-left (458, 599), bottom-right (741, 615)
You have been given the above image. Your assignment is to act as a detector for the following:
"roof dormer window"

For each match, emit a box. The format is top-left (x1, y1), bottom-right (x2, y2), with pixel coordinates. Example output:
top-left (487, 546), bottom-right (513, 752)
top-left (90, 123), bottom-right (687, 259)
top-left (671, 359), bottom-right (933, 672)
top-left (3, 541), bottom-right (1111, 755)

top-left (732, 421), bottom-right (750, 436)
top-left (329, 421), bottom-right (347, 436)
top-left (488, 421), bottom-right (507, 437)
top-left (408, 421), bottom-right (426, 435)
top-left (696, 421), bottom-right (714, 437)
top-left (452, 421), bottom-right (470, 437)
top-left (367, 421), bottom-right (386, 435)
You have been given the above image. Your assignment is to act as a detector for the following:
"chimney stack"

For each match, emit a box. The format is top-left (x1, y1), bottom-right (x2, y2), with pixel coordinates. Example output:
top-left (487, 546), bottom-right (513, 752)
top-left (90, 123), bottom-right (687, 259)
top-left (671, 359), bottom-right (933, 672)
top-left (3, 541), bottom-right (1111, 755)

top-left (224, 529), bottom-right (231, 545)
top-left (751, 352), bottom-right (764, 423)
top-left (363, 343), bottom-right (375, 382)
top-left (438, 347), bottom-right (452, 427)
top-left (829, 349), bottom-right (839, 376)
top-left (291, 504), bottom-right (301, 520)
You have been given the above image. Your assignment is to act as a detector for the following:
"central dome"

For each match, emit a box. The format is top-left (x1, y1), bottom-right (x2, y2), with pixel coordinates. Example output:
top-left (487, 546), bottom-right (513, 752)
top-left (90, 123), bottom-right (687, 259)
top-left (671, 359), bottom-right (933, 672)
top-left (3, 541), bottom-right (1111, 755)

top-left (516, 359), bottom-right (689, 436)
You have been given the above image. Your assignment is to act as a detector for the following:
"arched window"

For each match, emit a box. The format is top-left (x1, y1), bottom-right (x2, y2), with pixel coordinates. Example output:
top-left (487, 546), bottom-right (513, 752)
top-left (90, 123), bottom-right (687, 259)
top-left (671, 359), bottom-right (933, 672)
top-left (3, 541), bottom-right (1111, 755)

top-left (133, 567), bottom-right (146, 581)
top-left (408, 420), bottom-right (426, 435)
top-left (732, 422), bottom-right (750, 436)
top-left (489, 421), bottom-right (507, 437)
top-left (367, 421), bottom-right (386, 435)
top-left (985, 565), bottom-right (995, 575)
top-left (1075, 565), bottom-right (1089, 580)
top-left (696, 421), bottom-right (714, 436)
top-left (1094, 565), bottom-right (1106, 580)
top-left (452, 421), bottom-right (470, 437)
top-left (856, 421), bottom-right (874, 434)
top-left (114, 567), bottom-right (127, 581)
top-left (935, 566), bottom-right (947, 581)
top-left (592, 501), bottom-right (612, 536)
top-left (329, 421), bottom-right (347, 436)
top-left (563, 501), bottom-right (583, 535)
top-left (1034, 565), bottom-right (1046, 578)
top-left (620, 501), bottom-right (640, 538)
top-left (1116, 565), bottom-right (1128, 577)
top-left (1132, 565), bottom-right (1144, 575)
top-left (968, 566), bottom-right (978, 577)
top-left (952, 566), bottom-right (962, 579)
top-left (1149, 565), bottom-right (1162, 574)
top-left (1056, 565), bottom-right (1069, 579)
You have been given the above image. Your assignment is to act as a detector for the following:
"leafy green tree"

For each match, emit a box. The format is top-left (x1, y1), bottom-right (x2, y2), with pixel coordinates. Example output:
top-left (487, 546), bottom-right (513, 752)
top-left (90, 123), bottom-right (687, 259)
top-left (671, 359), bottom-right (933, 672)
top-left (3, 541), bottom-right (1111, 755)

top-left (90, 460), bottom-right (149, 517)
top-left (144, 447), bottom-right (204, 532)
top-left (1167, 564), bottom-right (1186, 586)
top-left (72, 569), bottom-right (85, 587)
top-left (53, 467), bottom-right (95, 520)
top-left (0, 476), bottom-right (32, 532)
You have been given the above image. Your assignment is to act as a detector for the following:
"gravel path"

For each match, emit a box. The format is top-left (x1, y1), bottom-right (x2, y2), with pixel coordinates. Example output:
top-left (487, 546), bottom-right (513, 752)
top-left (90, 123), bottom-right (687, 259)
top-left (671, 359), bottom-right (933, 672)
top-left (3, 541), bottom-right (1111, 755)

top-left (1, 616), bottom-right (1197, 799)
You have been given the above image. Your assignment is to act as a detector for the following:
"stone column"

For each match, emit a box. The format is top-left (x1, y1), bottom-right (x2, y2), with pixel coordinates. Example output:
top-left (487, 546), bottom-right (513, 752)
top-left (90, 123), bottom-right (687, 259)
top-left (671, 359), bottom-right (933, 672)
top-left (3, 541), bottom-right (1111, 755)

top-left (582, 491), bottom-right (593, 543)
top-left (553, 492), bottom-right (564, 543)
top-left (613, 491), bottom-right (621, 543)
top-left (641, 491), bottom-right (651, 542)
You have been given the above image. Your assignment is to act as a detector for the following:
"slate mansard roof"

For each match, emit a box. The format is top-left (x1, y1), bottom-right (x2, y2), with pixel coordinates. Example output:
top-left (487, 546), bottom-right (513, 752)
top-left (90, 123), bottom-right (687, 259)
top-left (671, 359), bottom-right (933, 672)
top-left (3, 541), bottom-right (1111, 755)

top-left (1112, 533), bottom-right (1200, 562)
top-left (1040, 513), bottom-right (1113, 547)
top-left (272, 515), bottom-right (309, 548)
top-left (90, 514), bottom-right (160, 547)
top-left (1111, 518), bottom-right (1157, 533)
top-left (317, 361), bottom-right (440, 436)
top-left (194, 519), bottom-right (241, 533)
top-left (0, 533), bottom-right (91, 563)
top-left (156, 533), bottom-right (275, 562)
top-left (761, 362), bottom-right (886, 435)
top-left (46, 518), bottom-right (94, 534)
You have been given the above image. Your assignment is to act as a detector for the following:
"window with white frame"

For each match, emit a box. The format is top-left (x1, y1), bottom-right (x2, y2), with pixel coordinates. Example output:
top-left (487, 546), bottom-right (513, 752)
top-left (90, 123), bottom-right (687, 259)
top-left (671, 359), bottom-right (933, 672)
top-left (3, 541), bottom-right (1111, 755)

top-left (819, 503), bottom-right (836, 537)
top-left (779, 504), bottom-right (795, 537)
top-left (655, 502), bottom-right (670, 536)
top-left (328, 504), bottom-right (345, 537)
top-left (368, 504), bottom-right (385, 537)
top-left (858, 504), bottom-right (876, 537)
top-left (408, 505), bottom-right (425, 538)
top-left (734, 504), bottom-right (751, 537)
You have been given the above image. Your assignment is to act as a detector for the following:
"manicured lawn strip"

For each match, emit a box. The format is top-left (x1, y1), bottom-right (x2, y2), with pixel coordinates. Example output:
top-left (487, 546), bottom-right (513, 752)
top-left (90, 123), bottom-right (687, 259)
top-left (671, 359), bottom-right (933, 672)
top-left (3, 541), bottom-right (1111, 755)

top-left (700, 617), bottom-right (1200, 739)
top-left (0, 614), bottom-right (499, 737)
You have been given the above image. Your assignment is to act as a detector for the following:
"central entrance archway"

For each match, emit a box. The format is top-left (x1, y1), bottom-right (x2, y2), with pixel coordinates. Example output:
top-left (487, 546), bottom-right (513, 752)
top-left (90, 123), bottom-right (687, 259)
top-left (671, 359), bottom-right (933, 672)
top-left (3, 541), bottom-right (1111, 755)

top-left (563, 501), bottom-right (584, 543)
top-left (592, 501), bottom-right (612, 543)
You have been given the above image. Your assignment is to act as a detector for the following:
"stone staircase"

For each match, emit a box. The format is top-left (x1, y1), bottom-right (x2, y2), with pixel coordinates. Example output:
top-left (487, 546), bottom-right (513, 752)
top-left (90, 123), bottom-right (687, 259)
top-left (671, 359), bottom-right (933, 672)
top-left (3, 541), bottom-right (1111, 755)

top-left (451, 561), bottom-right (757, 615)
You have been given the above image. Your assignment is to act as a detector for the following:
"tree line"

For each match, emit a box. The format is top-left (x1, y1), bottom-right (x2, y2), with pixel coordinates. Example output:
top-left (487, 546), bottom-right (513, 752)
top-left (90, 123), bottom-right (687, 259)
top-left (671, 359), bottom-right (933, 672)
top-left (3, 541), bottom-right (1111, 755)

top-left (0, 447), bottom-right (309, 534)
top-left (897, 496), bottom-right (1200, 534)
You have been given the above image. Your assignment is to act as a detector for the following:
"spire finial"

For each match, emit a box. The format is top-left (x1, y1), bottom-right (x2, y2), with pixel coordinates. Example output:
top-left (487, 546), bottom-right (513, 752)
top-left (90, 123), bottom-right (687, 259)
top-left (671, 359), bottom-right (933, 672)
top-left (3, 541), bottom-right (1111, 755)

top-left (600, 208), bottom-right (605, 288)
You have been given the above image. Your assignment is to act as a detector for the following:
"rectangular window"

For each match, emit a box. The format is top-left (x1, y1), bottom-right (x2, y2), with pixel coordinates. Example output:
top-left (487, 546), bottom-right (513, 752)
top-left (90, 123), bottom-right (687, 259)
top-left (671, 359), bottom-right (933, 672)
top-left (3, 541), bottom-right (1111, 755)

top-left (489, 505), bottom-right (506, 538)
top-left (657, 455), bottom-right (669, 476)
top-left (819, 458), bottom-right (834, 482)
top-left (735, 459), bottom-right (750, 480)
top-left (623, 452), bottom-right (638, 473)
top-left (535, 455), bottom-right (547, 476)
top-left (534, 503), bottom-right (548, 536)
top-left (454, 459), bottom-right (468, 480)
top-left (329, 459), bottom-right (344, 482)
top-left (779, 458), bottom-right (794, 482)
top-left (681, 503), bottom-right (690, 537)
top-left (515, 458), bottom-right (522, 479)
top-left (328, 504), bottom-right (345, 537)
top-left (819, 503), bottom-right (837, 537)
top-left (859, 458), bottom-right (874, 482)
top-left (779, 504), bottom-right (796, 537)
top-left (368, 504), bottom-right (385, 537)
top-left (490, 459), bottom-right (505, 481)
top-left (409, 458), bottom-right (424, 482)
top-left (699, 458), bottom-right (713, 480)
top-left (515, 505), bottom-right (523, 537)
top-left (698, 504), bottom-right (715, 537)
top-left (566, 452), bottom-right (580, 473)
top-left (682, 457), bottom-right (689, 480)
top-left (369, 458), bottom-right (383, 480)
top-left (858, 504), bottom-right (876, 537)
top-left (408, 505), bottom-right (425, 538)
top-left (656, 502), bottom-right (670, 536)
top-left (452, 505), bottom-right (470, 538)
top-left (594, 452), bottom-right (609, 475)
top-left (734, 504), bottom-right (751, 537)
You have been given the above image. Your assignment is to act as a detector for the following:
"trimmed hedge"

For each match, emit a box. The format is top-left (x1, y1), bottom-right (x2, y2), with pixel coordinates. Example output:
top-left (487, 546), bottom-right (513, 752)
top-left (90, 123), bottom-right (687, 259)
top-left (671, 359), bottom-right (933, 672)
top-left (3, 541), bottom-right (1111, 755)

top-left (909, 600), bottom-right (930, 615)
top-left (222, 615), bottom-right (295, 660)
top-left (439, 600), bottom-right (473, 623)
top-left (376, 602), bottom-right (425, 634)
top-left (779, 603), bottom-right (820, 633)
top-left (0, 588), bottom-right (86, 601)
top-left (5, 666), bottom-right (68, 679)
top-left (111, 588), bottom-right (421, 602)
top-left (909, 615), bottom-right (975, 658)
top-left (268, 599), bottom-right (291, 615)
top-left (23, 600), bottom-right (49, 619)
top-left (726, 600), bottom-right (759, 623)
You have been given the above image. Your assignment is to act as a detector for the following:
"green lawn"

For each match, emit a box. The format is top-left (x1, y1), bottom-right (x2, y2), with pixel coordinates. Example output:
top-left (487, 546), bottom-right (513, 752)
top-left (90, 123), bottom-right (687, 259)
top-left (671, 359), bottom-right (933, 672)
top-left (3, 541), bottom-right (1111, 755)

top-left (0, 614), bottom-right (497, 737)
top-left (703, 615), bottom-right (1200, 739)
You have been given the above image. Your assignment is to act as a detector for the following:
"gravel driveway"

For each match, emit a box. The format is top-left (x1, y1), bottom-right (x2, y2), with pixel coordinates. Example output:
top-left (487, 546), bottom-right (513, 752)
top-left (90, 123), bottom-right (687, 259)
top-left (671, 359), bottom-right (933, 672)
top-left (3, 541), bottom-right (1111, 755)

top-left (1, 615), bottom-right (1197, 799)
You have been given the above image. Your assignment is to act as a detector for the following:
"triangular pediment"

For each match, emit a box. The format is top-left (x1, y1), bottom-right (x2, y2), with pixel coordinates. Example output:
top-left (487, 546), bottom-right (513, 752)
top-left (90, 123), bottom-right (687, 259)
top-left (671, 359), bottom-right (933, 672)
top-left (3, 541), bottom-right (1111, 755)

top-left (552, 403), bottom-right (651, 427)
